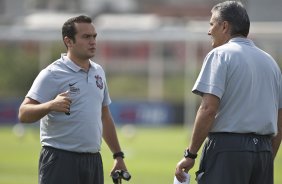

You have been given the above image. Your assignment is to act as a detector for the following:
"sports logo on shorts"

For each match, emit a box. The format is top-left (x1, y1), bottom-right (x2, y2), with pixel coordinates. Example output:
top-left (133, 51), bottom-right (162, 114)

top-left (95, 75), bottom-right (104, 89)
top-left (253, 138), bottom-right (258, 145)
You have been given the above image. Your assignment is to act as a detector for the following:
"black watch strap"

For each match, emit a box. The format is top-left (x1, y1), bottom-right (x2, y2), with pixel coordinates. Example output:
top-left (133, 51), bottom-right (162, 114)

top-left (184, 149), bottom-right (197, 159)
top-left (113, 151), bottom-right (125, 159)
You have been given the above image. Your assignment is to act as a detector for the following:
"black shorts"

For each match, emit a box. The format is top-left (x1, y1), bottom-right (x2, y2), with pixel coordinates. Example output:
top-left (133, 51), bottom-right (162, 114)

top-left (196, 133), bottom-right (273, 184)
top-left (39, 146), bottom-right (104, 184)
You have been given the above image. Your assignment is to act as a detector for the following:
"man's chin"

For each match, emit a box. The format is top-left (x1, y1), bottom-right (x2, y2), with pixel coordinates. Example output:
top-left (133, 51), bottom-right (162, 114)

top-left (211, 42), bottom-right (220, 48)
top-left (88, 53), bottom-right (95, 58)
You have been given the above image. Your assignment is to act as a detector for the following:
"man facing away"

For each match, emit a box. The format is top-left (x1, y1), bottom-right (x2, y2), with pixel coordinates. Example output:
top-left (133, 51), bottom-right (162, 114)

top-left (18, 15), bottom-right (129, 184)
top-left (175, 1), bottom-right (282, 184)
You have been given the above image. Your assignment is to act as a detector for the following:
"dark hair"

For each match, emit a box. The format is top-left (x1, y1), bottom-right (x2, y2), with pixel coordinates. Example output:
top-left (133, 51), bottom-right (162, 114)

top-left (62, 15), bottom-right (92, 43)
top-left (211, 1), bottom-right (250, 37)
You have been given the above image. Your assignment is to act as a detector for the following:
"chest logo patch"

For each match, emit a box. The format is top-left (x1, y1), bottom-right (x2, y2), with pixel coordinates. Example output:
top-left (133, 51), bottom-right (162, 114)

top-left (95, 75), bottom-right (104, 90)
top-left (68, 82), bottom-right (80, 95)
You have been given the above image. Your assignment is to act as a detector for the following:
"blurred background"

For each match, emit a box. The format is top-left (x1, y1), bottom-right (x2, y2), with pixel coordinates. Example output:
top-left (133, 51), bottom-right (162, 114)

top-left (0, 0), bottom-right (282, 127)
top-left (1, 0), bottom-right (282, 184)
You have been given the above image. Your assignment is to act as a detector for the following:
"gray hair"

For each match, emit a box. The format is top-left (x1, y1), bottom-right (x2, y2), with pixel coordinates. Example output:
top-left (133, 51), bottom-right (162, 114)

top-left (211, 1), bottom-right (250, 37)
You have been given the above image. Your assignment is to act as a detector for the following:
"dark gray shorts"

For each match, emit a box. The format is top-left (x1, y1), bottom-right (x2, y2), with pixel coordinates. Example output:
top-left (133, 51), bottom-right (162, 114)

top-left (196, 133), bottom-right (273, 184)
top-left (39, 146), bottom-right (104, 184)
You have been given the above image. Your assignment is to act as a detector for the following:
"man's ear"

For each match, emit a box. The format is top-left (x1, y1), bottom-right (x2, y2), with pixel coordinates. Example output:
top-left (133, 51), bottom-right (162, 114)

top-left (222, 21), bottom-right (230, 34)
top-left (63, 36), bottom-right (72, 47)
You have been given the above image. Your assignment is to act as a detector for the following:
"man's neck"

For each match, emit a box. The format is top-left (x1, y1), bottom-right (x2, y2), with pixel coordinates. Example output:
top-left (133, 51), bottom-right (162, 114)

top-left (67, 53), bottom-right (90, 72)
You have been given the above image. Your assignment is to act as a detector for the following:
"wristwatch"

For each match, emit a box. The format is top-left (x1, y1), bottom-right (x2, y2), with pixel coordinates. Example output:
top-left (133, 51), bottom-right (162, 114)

top-left (113, 151), bottom-right (125, 159)
top-left (184, 149), bottom-right (197, 159)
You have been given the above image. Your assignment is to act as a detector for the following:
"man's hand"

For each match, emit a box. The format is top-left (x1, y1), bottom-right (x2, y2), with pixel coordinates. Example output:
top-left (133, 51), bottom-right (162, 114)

top-left (50, 91), bottom-right (72, 113)
top-left (110, 157), bottom-right (128, 176)
top-left (175, 158), bottom-right (195, 183)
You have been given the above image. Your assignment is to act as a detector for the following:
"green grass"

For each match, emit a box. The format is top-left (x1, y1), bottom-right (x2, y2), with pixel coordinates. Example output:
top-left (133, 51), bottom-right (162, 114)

top-left (0, 125), bottom-right (282, 184)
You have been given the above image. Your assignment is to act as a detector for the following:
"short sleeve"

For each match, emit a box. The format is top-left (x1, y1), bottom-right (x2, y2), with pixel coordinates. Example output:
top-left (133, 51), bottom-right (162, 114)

top-left (279, 74), bottom-right (282, 109)
top-left (102, 79), bottom-right (111, 106)
top-left (26, 68), bottom-right (59, 103)
top-left (192, 50), bottom-right (227, 99)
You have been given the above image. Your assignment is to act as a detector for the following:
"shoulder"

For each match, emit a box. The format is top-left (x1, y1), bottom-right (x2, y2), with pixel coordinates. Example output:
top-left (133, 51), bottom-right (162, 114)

top-left (205, 42), bottom-right (241, 64)
top-left (90, 60), bottom-right (103, 70)
top-left (47, 58), bottom-right (66, 71)
top-left (34, 60), bottom-right (63, 83)
top-left (205, 46), bottom-right (226, 63)
top-left (43, 58), bottom-right (73, 79)
top-left (90, 60), bottom-right (106, 75)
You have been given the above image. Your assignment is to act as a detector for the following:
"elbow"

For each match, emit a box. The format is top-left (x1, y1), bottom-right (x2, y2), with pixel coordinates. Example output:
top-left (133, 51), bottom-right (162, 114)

top-left (199, 105), bottom-right (217, 118)
top-left (18, 109), bottom-right (32, 123)
top-left (18, 98), bottom-right (42, 123)
top-left (199, 94), bottom-right (220, 119)
top-left (18, 112), bottom-right (28, 123)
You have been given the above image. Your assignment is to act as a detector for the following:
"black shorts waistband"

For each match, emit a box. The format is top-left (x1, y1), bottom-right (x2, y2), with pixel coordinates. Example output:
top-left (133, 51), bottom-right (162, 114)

top-left (206, 132), bottom-right (272, 153)
top-left (208, 132), bottom-right (272, 139)
top-left (42, 146), bottom-right (100, 156)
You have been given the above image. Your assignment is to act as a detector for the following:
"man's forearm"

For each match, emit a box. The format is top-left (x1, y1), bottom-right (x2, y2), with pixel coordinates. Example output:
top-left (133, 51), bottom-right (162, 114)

top-left (18, 102), bottom-right (51, 123)
top-left (188, 94), bottom-right (219, 154)
top-left (103, 120), bottom-right (122, 154)
top-left (102, 106), bottom-right (122, 154)
top-left (189, 107), bottom-right (216, 154)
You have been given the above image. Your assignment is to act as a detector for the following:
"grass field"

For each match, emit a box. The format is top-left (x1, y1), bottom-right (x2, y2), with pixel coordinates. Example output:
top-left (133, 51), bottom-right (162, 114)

top-left (0, 125), bottom-right (282, 184)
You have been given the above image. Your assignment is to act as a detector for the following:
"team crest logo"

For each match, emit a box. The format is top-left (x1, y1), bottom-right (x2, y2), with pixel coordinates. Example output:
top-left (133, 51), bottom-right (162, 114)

top-left (95, 75), bottom-right (104, 89)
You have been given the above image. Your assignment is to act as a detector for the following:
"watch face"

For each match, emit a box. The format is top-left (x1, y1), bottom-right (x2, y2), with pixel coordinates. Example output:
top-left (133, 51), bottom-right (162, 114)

top-left (184, 150), bottom-right (189, 157)
top-left (184, 149), bottom-right (197, 159)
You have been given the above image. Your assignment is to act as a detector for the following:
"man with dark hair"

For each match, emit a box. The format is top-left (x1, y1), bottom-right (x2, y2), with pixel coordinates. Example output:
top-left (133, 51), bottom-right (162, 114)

top-left (18, 15), bottom-right (129, 184)
top-left (175, 1), bottom-right (282, 184)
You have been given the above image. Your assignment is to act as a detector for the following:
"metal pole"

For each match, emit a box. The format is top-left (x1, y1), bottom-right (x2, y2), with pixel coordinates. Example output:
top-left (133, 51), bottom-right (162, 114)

top-left (148, 41), bottom-right (163, 101)
top-left (184, 40), bottom-right (198, 127)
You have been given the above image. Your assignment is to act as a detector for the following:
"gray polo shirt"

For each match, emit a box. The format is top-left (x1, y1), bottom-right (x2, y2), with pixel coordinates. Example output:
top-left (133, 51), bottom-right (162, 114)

top-left (192, 38), bottom-right (282, 135)
top-left (26, 54), bottom-right (111, 153)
